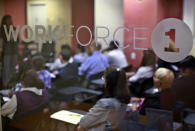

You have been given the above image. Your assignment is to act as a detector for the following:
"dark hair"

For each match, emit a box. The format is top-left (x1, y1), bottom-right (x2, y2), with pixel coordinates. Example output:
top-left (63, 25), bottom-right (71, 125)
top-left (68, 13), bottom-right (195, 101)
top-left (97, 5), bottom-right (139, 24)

top-left (140, 49), bottom-right (156, 69)
top-left (1, 15), bottom-right (12, 28)
top-left (109, 40), bottom-right (119, 49)
top-left (8, 58), bottom-right (32, 87)
top-left (22, 70), bottom-right (44, 89)
top-left (61, 44), bottom-right (71, 50)
top-left (91, 41), bottom-right (102, 51)
top-left (180, 55), bottom-right (195, 70)
top-left (104, 66), bottom-right (130, 104)
top-left (78, 45), bottom-right (86, 53)
top-left (60, 49), bottom-right (72, 61)
top-left (1, 15), bottom-right (13, 40)
top-left (32, 55), bottom-right (45, 71)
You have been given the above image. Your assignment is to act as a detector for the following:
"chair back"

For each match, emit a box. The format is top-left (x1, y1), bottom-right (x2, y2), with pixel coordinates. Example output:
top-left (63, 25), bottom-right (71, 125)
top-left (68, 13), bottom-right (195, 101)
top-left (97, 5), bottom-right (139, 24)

top-left (183, 108), bottom-right (195, 131)
top-left (146, 108), bottom-right (173, 131)
top-left (120, 120), bottom-right (158, 131)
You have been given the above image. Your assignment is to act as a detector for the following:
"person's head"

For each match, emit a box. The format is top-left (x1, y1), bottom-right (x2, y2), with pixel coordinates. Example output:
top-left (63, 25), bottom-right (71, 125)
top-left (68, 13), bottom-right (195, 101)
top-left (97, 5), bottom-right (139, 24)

top-left (153, 68), bottom-right (175, 90)
top-left (140, 49), bottom-right (156, 69)
top-left (179, 55), bottom-right (195, 76)
top-left (22, 70), bottom-right (44, 89)
top-left (61, 44), bottom-right (71, 51)
top-left (109, 40), bottom-right (119, 50)
top-left (1, 15), bottom-right (13, 27)
top-left (59, 49), bottom-right (72, 63)
top-left (32, 55), bottom-right (45, 71)
top-left (104, 66), bottom-right (130, 104)
top-left (77, 45), bottom-right (86, 53)
top-left (89, 41), bottom-right (101, 54)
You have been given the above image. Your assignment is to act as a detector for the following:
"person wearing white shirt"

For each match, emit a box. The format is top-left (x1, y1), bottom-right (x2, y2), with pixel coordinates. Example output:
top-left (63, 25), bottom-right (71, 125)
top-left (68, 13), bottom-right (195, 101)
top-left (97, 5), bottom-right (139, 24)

top-left (128, 49), bottom-right (156, 83)
top-left (104, 41), bottom-right (128, 68)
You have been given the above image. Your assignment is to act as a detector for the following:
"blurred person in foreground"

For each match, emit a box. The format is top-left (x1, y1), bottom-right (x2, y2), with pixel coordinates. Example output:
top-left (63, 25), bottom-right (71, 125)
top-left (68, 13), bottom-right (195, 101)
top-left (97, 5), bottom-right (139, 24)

top-left (172, 55), bottom-right (195, 109)
top-left (103, 40), bottom-right (128, 68)
top-left (140, 68), bottom-right (176, 115)
top-left (1, 70), bottom-right (48, 119)
top-left (78, 66), bottom-right (130, 131)
top-left (78, 41), bottom-right (109, 80)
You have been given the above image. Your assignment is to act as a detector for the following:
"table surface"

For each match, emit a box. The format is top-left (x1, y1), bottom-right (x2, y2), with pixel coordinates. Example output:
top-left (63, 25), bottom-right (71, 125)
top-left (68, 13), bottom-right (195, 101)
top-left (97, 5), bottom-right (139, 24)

top-left (90, 79), bottom-right (105, 85)
top-left (58, 86), bottom-right (102, 95)
top-left (8, 101), bottom-right (93, 131)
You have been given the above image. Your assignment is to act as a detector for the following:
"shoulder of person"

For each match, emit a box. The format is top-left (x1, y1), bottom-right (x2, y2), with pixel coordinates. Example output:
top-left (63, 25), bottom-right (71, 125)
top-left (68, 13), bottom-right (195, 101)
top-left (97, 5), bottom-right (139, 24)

top-left (42, 69), bottom-right (51, 74)
top-left (95, 98), bottom-right (120, 109)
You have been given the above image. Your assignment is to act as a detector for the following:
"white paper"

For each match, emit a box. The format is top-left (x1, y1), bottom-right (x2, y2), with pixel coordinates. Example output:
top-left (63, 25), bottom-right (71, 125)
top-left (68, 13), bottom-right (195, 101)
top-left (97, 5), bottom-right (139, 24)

top-left (50, 110), bottom-right (83, 125)
top-left (3, 97), bottom-right (11, 102)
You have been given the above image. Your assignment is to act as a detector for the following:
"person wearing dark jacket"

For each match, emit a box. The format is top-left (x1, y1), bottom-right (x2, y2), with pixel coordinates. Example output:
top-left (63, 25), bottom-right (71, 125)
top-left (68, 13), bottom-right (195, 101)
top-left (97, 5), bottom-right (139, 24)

top-left (172, 55), bottom-right (195, 109)
top-left (1, 70), bottom-right (48, 119)
top-left (0, 15), bottom-right (19, 88)
top-left (52, 48), bottom-right (79, 88)
top-left (140, 68), bottom-right (176, 115)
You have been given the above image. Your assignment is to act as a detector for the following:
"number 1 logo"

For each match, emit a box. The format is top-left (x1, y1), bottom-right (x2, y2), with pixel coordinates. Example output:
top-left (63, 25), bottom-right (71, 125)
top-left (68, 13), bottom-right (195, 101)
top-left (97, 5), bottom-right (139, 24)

top-left (151, 18), bottom-right (193, 63)
top-left (164, 29), bottom-right (179, 53)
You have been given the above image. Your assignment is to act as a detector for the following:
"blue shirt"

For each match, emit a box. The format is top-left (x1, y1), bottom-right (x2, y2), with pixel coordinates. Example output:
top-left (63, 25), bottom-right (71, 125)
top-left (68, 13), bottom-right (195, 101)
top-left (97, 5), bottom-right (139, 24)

top-left (37, 70), bottom-right (51, 89)
top-left (78, 51), bottom-right (109, 79)
top-left (73, 53), bottom-right (88, 64)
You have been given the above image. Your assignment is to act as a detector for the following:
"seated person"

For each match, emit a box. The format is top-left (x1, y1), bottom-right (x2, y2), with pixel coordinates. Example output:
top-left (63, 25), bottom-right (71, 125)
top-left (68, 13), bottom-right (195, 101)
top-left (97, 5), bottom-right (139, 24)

top-left (128, 49), bottom-right (156, 82)
top-left (8, 56), bottom-right (32, 90)
top-left (78, 41), bottom-right (109, 80)
top-left (32, 55), bottom-right (51, 89)
top-left (127, 49), bottom-right (156, 96)
top-left (172, 55), bottom-right (195, 109)
top-left (52, 49), bottom-right (79, 88)
top-left (1, 70), bottom-right (48, 119)
top-left (103, 40), bottom-right (128, 68)
top-left (8, 46), bottom-right (32, 89)
top-left (73, 45), bottom-right (88, 64)
top-left (140, 68), bottom-right (176, 115)
top-left (49, 44), bottom-right (72, 71)
top-left (78, 66), bottom-right (130, 131)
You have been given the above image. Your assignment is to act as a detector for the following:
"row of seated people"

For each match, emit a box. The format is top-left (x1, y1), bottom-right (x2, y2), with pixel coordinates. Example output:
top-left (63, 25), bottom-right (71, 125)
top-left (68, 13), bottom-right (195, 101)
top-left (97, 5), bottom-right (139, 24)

top-left (1, 63), bottom-right (194, 130)
top-left (1, 40), bottom-right (195, 130)
top-left (7, 40), bottom-right (128, 89)
top-left (0, 40), bottom-right (128, 117)
top-left (78, 54), bottom-right (195, 130)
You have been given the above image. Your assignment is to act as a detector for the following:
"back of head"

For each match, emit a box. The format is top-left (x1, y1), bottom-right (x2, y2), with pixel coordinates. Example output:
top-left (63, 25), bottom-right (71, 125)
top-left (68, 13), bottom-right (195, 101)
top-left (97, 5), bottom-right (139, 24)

top-left (61, 44), bottom-right (71, 51)
top-left (90, 41), bottom-right (102, 51)
top-left (154, 68), bottom-right (175, 90)
top-left (1, 15), bottom-right (12, 27)
top-left (22, 70), bottom-right (44, 89)
top-left (180, 55), bottom-right (195, 70)
top-left (60, 48), bottom-right (72, 61)
top-left (141, 49), bottom-right (156, 68)
top-left (109, 40), bottom-right (119, 49)
top-left (104, 66), bottom-right (130, 104)
top-left (179, 55), bottom-right (195, 76)
top-left (78, 45), bottom-right (86, 53)
top-left (32, 55), bottom-right (45, 71)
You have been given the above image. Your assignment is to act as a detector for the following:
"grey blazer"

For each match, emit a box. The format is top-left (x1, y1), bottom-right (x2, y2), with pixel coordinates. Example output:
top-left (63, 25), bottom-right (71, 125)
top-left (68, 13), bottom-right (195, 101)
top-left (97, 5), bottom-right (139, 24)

top-left (80, 98), bottom-right (126, 131)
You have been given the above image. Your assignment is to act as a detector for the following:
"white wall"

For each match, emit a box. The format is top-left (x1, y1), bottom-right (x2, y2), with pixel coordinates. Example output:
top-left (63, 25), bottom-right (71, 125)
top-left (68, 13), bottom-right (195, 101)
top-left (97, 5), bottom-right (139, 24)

top-left (183, 0), bottom-right (195, 56)
top-left (94, 0), bottom-right (124, 49)
top-left (183, 0), bottom-right (195, 36)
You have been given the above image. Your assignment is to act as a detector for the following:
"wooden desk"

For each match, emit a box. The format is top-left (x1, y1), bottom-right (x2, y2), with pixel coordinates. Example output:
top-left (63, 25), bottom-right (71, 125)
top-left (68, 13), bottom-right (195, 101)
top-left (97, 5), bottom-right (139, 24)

top-left (8, 101), bottom-right (93, 131)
